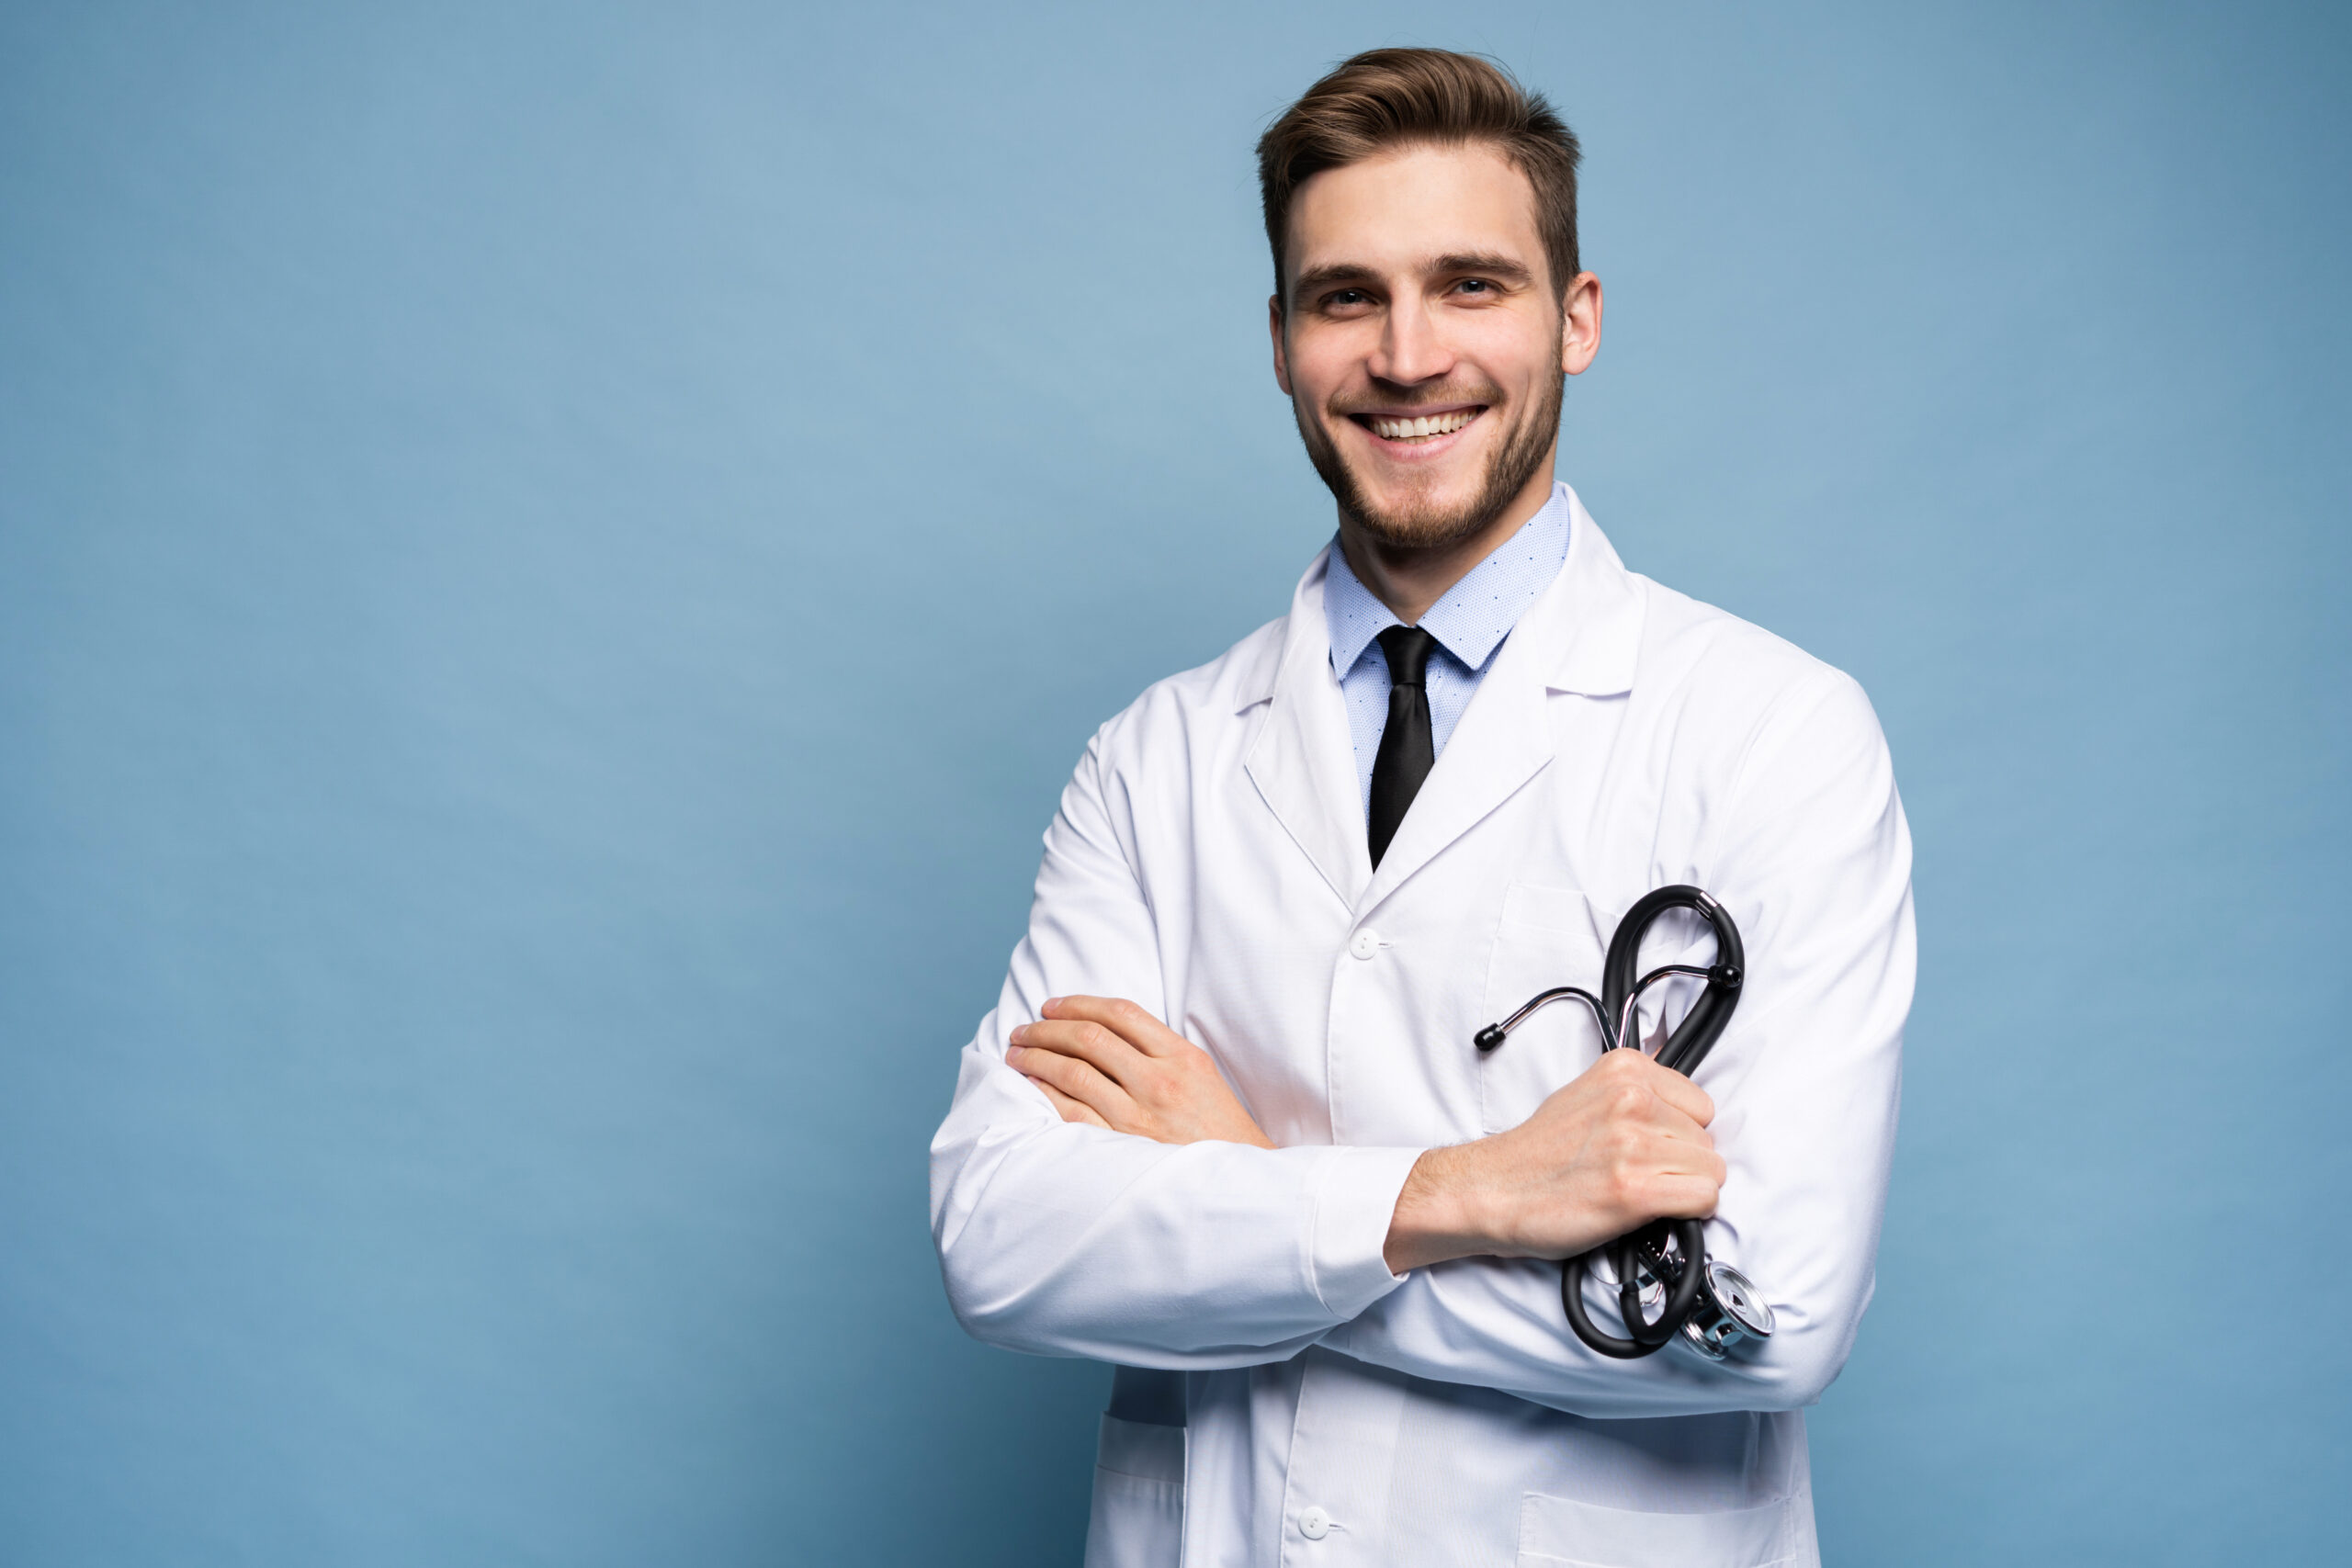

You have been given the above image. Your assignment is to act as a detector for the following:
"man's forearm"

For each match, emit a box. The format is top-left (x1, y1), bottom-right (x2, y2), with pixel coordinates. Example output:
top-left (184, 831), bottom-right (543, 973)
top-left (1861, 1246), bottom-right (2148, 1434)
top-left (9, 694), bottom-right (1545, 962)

top-left (1014, 998), bottom-right (1729, 1280)
top-left (1320, 1247), bottom-right (1860, 1419)
top-left (933, 1030), bottom-right (1424, 1364)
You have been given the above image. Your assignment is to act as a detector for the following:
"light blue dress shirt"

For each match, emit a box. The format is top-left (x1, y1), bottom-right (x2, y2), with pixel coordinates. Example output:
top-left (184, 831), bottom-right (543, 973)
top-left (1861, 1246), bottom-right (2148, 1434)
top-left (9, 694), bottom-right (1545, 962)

top-left (1324, 483), bottom-right (1575, 816)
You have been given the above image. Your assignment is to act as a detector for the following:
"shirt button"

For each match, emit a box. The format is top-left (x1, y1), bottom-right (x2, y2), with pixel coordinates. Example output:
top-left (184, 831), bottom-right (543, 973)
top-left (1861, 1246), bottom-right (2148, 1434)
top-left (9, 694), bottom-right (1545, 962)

top-left (1348, 930), bottom-right (1380, 960)
top-left (1299, 1506), bottom-right (1332, 1540)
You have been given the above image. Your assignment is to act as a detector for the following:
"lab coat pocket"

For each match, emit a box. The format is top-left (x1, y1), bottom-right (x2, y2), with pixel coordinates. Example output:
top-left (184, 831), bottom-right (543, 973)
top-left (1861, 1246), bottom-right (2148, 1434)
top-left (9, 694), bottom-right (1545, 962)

top-left (1082, 1416), bottom-right (1184, 1568)
top-left (1515, 1489), bottom-right (1804, 1568)
top-left (1479, 884), bottom-right (1616, 1135)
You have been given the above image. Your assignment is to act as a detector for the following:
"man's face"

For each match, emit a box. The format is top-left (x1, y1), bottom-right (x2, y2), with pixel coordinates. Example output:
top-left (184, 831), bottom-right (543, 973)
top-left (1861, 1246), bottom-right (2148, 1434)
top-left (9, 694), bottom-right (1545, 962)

top-left (1272, 141), bottom-right (1593, 550)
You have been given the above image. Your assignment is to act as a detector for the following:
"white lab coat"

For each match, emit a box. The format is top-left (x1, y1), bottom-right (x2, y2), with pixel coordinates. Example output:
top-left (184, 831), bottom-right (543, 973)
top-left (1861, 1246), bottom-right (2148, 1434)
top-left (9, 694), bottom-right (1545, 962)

top-left (930, 488), bottom-right (1913, 1568)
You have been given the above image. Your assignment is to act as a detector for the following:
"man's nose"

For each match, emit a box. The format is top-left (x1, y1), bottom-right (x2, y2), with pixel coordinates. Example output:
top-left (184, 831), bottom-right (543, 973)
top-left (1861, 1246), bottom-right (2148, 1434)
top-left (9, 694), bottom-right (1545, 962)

top-left (1370, 299), bottom-right (1453, 386)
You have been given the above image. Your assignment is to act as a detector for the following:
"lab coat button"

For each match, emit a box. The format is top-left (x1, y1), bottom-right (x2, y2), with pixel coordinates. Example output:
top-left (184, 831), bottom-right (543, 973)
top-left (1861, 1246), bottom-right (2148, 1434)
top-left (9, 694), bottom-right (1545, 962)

top-left (1299, 1506), bottom-right (1331, 1540)
top-left (1348, 930), bottom-right (1380, 960)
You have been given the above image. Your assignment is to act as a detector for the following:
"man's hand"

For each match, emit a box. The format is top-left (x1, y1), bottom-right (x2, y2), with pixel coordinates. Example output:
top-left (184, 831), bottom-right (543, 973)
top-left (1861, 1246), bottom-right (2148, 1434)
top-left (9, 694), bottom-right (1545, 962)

top-left (1008, 996), bottom-right (1275, 1149)
top-left (1383, 1049), bottom-right (1724, 1274)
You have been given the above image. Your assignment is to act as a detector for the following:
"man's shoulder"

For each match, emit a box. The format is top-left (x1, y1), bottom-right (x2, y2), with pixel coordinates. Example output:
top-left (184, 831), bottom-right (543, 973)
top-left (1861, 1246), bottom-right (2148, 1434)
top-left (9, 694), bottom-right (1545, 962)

top-left (1637, 576), bottom-right (1850, 693)
top-left (1086, 613), bottom-right (1289, 764)
top-left (1628, 573), bottom-right (1886, 772)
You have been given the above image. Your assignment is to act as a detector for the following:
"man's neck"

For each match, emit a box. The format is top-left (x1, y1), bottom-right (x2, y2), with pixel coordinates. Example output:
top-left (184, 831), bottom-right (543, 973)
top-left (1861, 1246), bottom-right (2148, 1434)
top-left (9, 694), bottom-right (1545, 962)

top-left (1333, 462), bottom-right (1559, 626)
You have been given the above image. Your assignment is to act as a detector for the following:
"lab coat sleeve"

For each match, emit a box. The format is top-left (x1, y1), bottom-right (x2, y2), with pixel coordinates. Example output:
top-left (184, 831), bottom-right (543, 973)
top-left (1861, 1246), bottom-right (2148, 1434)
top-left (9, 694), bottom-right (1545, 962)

top-left (1317, 669), bottom-right (1913, 1416)
top-left (929, 725), bottom-right (1423, 1366)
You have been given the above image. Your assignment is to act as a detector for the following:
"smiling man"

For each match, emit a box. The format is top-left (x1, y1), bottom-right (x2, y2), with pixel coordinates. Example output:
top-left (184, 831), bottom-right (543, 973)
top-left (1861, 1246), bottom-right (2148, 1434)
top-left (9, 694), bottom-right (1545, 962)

top-left (930, 49), bottom-right (1912, 1568)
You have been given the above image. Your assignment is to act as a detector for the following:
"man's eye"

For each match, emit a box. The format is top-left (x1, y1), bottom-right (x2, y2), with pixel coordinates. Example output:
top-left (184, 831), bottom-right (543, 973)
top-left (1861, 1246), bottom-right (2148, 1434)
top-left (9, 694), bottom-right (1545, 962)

top-left (1327, 289), bottom-right (1370, 308)
top-left (1456, 278), bottom-right (1494, 295)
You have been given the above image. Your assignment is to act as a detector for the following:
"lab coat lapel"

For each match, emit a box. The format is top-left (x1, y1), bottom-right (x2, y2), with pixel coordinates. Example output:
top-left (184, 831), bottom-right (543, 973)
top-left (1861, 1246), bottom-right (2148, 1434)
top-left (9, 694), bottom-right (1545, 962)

top-left (1362, 493), bottom-right (1645, 907)
top-left (1242, 548), bottom-right (1374, 910)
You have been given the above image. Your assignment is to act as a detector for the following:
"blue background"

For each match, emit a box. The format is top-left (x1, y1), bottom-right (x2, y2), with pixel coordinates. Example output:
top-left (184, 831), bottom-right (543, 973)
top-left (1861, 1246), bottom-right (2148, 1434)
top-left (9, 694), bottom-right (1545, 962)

top-left (3, 2), bottom-right (2346, 1562)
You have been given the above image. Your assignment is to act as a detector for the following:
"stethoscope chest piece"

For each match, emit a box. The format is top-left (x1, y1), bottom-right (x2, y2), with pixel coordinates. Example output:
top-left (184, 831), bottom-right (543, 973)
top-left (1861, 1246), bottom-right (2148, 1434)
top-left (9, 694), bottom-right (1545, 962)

top-left (1679, 1260), bottom-right (1774, 1361)
top-left (1615, 1247), bottom-right (1774, 1363)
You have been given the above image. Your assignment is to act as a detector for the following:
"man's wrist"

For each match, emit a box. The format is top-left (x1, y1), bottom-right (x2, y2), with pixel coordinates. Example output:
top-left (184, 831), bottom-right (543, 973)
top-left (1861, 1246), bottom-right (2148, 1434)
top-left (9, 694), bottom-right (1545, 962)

top-left (1383, 1142), bottom-right (1502, 1274)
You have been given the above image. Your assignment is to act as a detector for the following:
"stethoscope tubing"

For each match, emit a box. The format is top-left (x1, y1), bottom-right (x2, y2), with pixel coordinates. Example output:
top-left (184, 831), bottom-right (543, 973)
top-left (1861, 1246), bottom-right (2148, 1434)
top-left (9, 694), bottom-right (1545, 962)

top-left (1476, 886), bottom-right (1746, 1359)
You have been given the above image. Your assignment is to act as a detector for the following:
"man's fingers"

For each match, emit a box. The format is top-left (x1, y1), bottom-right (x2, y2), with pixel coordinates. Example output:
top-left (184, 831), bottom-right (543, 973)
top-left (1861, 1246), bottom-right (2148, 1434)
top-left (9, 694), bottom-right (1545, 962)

top-left (1645, 1170), bottom-right (1723, 1220)
top-left (1042, 995), bottom-right (1191, 1059)
top-left (1645, 1066), bottom-right (1715, 1129)
top-left (1593, 1049), bottom-right (1714, 1130)
top-left (1012, 1018), bottom-right (1147, 1089)
top-left (1651, 1137), bottom-right (1728, 1186)
top-left (1008, 1041), bottom-right (1136, 1122)
top-left (1646, 1100), bottom-right (1720, 1155)
top-left (1032, 1077), bottom-right (1112, 1131)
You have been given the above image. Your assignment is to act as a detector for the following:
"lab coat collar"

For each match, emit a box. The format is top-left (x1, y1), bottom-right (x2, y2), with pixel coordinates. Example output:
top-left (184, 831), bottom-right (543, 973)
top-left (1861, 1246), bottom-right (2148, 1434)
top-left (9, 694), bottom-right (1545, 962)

top-left (1239, 485), bottom-right (1645, 912)
top-left (1542, 486), bottom-right (1644, 698)
top-left (1240, 548), bottom-right (1372, 908)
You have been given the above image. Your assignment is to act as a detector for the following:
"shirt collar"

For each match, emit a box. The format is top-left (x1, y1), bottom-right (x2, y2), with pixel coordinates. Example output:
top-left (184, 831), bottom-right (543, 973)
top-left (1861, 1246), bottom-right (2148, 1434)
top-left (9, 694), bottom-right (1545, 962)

top-left (1323, 483), bottom-right (1575, 679)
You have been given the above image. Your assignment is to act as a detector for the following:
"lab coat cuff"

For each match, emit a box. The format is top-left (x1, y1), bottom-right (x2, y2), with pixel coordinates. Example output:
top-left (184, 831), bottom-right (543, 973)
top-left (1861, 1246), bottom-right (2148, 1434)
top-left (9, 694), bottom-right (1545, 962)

top-left (1308, 1145), bottom-right (1424, 1319)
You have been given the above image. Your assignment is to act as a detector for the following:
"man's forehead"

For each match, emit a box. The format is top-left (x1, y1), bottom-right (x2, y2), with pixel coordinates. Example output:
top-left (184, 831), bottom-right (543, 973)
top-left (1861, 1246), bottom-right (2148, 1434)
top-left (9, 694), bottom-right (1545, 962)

top-left (1286, 141), bottom-right (1544, 279)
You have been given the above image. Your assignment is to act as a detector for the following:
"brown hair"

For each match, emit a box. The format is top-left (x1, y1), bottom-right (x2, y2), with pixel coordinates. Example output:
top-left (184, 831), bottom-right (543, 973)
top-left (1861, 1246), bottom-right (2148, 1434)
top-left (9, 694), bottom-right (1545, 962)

top-left (1256, 48), bottom-right (1583, 303)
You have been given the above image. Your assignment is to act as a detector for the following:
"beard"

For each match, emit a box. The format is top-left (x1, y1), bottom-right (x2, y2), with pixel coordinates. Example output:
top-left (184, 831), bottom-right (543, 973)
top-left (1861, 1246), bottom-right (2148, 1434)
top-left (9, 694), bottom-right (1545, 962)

top-left (1294, 371), bottom-right (1565, 551)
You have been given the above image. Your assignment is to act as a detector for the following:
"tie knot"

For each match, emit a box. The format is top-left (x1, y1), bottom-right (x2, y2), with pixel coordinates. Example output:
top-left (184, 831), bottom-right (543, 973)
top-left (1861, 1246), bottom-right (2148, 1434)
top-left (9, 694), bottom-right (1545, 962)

top-left (1376, 624), bottom-right (1438, 688)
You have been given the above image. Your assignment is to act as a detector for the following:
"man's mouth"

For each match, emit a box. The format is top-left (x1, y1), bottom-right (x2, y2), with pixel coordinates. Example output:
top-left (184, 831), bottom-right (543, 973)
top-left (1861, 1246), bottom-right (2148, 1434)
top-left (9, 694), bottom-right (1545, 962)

top-left (1351, 407), bottom-right (1484, 443)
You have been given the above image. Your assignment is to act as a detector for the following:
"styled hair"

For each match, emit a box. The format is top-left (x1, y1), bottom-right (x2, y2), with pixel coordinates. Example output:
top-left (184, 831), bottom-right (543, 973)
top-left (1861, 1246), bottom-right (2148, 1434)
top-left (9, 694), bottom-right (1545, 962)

top-left (1256, 48), bottom-right (1583, 302)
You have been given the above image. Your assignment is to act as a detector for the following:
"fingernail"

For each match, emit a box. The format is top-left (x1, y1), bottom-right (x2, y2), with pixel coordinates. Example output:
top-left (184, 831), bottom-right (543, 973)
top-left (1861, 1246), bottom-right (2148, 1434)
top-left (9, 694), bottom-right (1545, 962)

top-left (1009, 1025), bottom-right (1027, 1043)
top-left (1006, 1044), bottom-right (1024, 1062)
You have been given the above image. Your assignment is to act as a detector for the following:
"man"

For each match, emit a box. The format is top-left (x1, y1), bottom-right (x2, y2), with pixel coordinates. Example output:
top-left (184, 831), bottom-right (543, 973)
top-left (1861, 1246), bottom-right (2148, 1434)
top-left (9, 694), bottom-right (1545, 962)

top-left (930, 48), bottom-right (1911, 1568)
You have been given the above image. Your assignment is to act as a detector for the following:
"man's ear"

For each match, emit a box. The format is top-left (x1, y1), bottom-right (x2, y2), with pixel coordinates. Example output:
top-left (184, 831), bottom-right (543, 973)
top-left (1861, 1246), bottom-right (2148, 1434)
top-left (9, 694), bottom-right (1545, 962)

top-left (1269, 294), bottom-right (1292, 396)
top-left (1559, 271), bottom-right (1603, 377)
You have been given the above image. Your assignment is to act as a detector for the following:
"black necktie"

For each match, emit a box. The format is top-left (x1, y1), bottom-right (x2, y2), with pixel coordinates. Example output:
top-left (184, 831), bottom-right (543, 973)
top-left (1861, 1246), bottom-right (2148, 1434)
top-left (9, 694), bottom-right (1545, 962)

top-left (1367, 626), bottom-right (1437, 868)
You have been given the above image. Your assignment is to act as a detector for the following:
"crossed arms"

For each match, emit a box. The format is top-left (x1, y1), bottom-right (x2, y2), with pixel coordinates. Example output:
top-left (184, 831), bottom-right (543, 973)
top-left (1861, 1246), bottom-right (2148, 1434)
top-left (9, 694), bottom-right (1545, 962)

top-left (1010, 994), bottom-right (1727, 1278)
top-left (928, 673), bottom-right (1911, 1418)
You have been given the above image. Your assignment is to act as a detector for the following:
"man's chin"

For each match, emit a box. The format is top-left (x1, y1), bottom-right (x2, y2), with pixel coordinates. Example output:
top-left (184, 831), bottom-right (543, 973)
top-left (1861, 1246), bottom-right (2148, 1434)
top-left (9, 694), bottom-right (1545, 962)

top-left (1333, 460), bottom-right (1514, 550)
top-left (1346, 491), bottom-right (1502, 551)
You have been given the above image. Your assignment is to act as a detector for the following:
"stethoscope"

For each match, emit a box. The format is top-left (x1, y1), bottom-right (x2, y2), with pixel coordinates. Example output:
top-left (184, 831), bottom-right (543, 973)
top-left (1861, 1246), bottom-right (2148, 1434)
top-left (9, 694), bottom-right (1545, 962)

top-left (1473, 885), bottom-right (1776, 1362)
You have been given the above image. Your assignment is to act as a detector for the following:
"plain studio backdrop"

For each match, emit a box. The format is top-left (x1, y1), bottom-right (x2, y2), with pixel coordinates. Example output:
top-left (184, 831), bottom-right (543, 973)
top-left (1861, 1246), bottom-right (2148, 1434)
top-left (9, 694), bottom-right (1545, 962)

top-left (2, 2), bottom-right (2346, 1562)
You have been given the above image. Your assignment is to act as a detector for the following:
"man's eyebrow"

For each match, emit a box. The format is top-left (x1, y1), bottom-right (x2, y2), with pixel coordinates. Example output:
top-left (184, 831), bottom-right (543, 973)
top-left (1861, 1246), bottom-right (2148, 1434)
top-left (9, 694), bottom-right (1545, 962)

top-left (1289, 263), bottom-right (1382, 304)
top-left (1430, 252), bottom-right (1534, 283)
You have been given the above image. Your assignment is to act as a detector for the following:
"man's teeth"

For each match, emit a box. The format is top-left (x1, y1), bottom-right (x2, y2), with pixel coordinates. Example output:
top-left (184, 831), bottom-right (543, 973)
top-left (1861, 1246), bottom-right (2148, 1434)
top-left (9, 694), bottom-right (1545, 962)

top-left (1370, 409), bottom-right (1477, 440)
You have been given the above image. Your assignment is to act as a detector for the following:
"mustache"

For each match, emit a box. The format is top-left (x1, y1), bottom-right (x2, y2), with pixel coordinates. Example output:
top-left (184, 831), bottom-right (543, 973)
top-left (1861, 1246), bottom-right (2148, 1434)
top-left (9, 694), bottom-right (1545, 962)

top-left (1327, 380), bottom-right (1505, 417)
